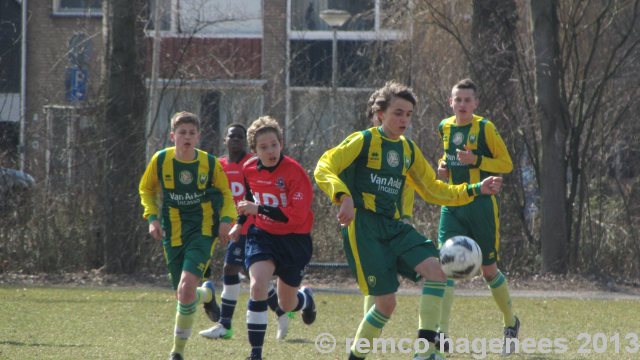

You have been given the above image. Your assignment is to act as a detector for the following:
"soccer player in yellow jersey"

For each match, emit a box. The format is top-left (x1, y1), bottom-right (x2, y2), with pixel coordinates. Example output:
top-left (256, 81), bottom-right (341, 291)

top-left (314, 81), bottom-right (504, 360)
top-left (139, 111), bottom-right (237, 360)
top-left (435, 78), bottom-right (518, 355)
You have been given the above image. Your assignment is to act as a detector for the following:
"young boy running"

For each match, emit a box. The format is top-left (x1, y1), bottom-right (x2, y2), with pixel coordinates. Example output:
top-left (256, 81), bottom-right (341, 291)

top-left (199, 123), bottom-right (291, 340)
top-left (228, 116), bottom-right (316, 360)
top-left (314, 81), bottom-right (503, 360)
top-left (435, 78), bottom-right (518, 355)
top-left (138, 111), bottom-right (236, 360)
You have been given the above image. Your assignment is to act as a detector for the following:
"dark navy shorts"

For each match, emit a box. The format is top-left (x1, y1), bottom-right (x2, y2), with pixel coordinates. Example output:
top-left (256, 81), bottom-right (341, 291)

top-left (225, 235), bottom-right (246, 266)
top-left (244, 225), bottom-right (313, 287)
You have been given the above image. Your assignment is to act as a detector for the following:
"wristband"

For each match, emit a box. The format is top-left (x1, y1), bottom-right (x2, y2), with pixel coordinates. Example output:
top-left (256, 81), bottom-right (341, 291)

top-left (474, 155), bottom-right (482, 167)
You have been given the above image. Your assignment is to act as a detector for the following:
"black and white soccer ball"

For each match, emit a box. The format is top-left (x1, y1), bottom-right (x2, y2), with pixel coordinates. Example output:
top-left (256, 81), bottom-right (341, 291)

top-left (439, 236), bottom-right (483, 279)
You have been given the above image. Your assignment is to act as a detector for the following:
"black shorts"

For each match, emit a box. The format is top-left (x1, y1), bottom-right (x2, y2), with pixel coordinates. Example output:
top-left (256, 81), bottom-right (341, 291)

top-left (244, 225), bottom-right (312, 287)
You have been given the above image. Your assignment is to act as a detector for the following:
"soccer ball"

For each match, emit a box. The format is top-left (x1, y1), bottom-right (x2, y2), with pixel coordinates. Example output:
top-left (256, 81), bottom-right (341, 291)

top-left (439, 236), bottom-right (482, 279)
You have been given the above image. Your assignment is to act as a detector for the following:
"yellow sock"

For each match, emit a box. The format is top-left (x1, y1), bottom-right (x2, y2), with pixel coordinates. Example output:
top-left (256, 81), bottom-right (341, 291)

top-left (488, 271), bottom-right (516, 327)
top-left (351, 306), bottom-right (389, 358)
top-left (438, 279), bottom-right (455, 333)
top-left (196, 285), bottom-right (211, 304)
top-left (171, 299), bottom-right (198, 355)
top-left (419, 281), bottom-right (446, 356)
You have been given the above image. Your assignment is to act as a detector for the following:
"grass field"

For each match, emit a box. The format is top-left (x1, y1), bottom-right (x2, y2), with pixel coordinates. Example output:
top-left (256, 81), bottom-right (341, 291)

top-left (1, 285), bottom-right (639, 359)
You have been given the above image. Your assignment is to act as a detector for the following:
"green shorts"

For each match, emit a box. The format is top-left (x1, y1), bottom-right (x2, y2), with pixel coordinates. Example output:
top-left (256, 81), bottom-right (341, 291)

top-left (438, 195), bottom-right (499, 265)
top-left (341, 209), bottom-right (439, 296)
top-left (163, 234), bottom-right (217, 290)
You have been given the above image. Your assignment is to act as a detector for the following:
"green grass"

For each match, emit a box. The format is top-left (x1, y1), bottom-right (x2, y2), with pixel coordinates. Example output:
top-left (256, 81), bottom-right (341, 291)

top-left (1, 286), bottom-right (639, 359)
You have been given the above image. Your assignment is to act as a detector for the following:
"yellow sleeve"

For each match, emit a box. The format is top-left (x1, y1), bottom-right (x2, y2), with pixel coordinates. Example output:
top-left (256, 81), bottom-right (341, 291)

top-left (407, 145), bottom-right (475, 206)
top-left (139, 152), bottom-right (160, 220)
top-left (211, 158), bottom-right (238, 223)
top-left (478, 121), bottom-right (513, 174)
top-left (314, 132), bottom-right (364, 204)
top-left (400, 183), bottom-right (415, 220)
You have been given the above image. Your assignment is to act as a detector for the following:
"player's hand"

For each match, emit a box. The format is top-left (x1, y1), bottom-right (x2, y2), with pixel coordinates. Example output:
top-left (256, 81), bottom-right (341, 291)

top-left (228, 224), bottom-right (242, 243)
top-left (480, 176), bottom-right (503, 195)
top-left (149, 220), bottom-right (162, 241)
top-left (456, 145), bottom-right (477, 165)
top-left (437, 161), bottom-right (449, 179)
top-left (337, 195), bottom-right (355, 227)
top-left (218, 222), bottom-right (232, 245)
top-left (237, 200), bottom-right (259, 215)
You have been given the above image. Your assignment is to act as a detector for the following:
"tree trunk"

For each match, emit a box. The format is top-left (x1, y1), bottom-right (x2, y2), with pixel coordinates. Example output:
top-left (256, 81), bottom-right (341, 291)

top-left (530, 0), bottom-right (569, 273)
top-left (101, 0), bottom-right (147, 273)
top-left (470, 0), bottom-right (518, 111)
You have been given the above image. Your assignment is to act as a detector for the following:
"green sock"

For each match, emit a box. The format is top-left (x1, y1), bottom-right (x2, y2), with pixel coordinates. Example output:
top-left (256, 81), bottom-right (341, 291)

top-left (438, 279), bottom-right (455, 334)
top-left (171, 297), bottom-right (199, 355)
top-left (351, 306), bottom-right (389, 358)
top-left (487, 271), bottom-right (516, 327)
top-left (363, 295), bottom-right (375, 316)
top-left (419, 281), bottom-right (446, 356)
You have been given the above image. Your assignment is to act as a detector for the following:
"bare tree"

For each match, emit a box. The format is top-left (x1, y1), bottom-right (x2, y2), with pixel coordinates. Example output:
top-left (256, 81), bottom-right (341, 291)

top-left (530, 0), bottom-right (570, 273)
top-left (100, 0), bottom-right (147, 273)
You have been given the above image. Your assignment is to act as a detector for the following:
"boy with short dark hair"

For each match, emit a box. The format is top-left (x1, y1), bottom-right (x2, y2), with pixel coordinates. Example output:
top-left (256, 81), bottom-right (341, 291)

top-left (435, 78), bottom-right (518, 355)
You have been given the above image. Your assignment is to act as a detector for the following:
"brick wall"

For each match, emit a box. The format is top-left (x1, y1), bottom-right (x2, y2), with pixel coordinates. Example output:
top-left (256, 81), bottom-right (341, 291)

top-left (24, 2), bottom-right (103, 179)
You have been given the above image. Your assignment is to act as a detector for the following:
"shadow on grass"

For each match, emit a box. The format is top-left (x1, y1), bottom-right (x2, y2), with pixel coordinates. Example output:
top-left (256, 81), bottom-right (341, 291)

top-left (281, 338), bottom-right (314, 344)
top-left (0, 340), bottom-right (88, 348)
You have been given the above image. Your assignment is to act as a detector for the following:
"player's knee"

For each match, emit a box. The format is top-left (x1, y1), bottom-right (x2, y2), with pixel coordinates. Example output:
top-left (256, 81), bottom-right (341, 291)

top-left (278, 298), bottom-right (296, 312)
top-left (417, 257), bottom-right (447, 282)
top-left (481, 263), bottom-right (499, 281)
top-left (223, 263), bottom-right (240, 275)
top-left (249, 280), bottom-right (270, 299)
top-left (177, 282), bottom-right (197, 304)
top-left (374, 296), bottom-right (396, 316)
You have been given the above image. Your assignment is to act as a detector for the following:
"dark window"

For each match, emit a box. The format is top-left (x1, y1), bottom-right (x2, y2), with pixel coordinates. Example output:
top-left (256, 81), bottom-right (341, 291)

top-left (58, 0), bottom-right (102, 11)
top-left (290, 40), bottom-right (332, 87)
top-left (290, 40), bottom-right (393, 88)
top-left (339, 41), bottom-right (392, 88)
top-left (146, 0), bottom-right (171, 31)
top-left (0, 0), bottom-right (21, 92)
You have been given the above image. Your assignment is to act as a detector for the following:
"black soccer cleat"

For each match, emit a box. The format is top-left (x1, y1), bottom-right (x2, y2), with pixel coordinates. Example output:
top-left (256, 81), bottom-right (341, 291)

top-left (301, 286), bottom-right (316, 325)
top-left (202, 280), bottom-right (221, 322)
top-left (169, 352), bottom-right (184, 360)
top-left (434, 331), bottom-right (451, 352)
top-left (502, 316), bottom-right (521, 356)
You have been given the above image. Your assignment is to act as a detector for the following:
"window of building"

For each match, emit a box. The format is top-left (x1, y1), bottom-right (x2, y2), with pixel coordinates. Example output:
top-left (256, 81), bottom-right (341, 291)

top-left (290, 40), bottom-right (394, 88)
top-left (52, 0), bottom-right (102, 16)
top-left (146, 0), bottom-right (262, 37)
top-left (288, 0), bottom-right (410, 88)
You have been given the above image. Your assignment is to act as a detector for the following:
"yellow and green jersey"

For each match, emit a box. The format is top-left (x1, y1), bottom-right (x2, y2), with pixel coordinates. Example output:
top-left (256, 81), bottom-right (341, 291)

top-left (315, 127), bottom-right (476, 220)
top-left (438, 114), bottom-right (513, 185)
top-left (138, 147), bottom-right (237, 247)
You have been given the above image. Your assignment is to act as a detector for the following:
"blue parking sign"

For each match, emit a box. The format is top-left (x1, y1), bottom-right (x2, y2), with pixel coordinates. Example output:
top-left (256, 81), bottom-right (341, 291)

top-left (65, 66), bottom-right (87, 102)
